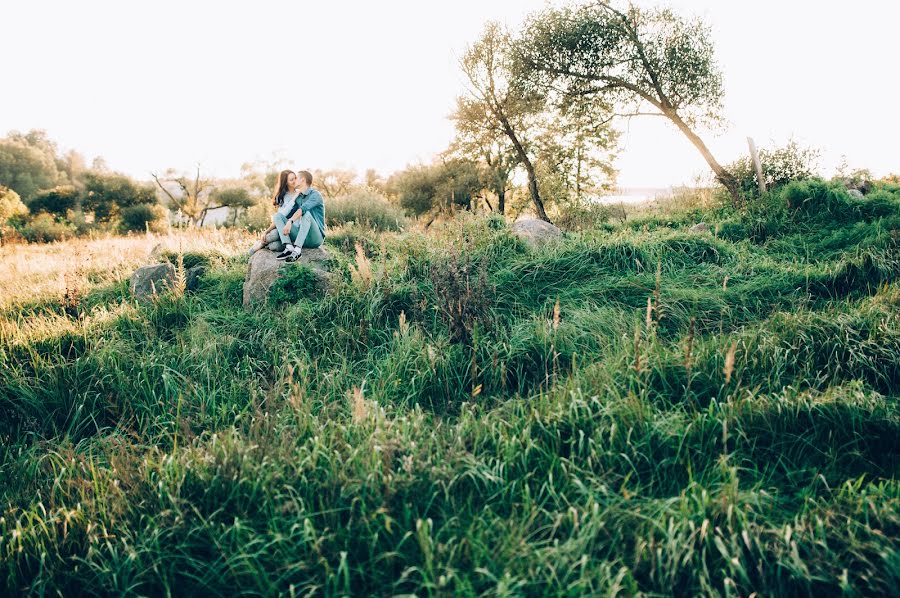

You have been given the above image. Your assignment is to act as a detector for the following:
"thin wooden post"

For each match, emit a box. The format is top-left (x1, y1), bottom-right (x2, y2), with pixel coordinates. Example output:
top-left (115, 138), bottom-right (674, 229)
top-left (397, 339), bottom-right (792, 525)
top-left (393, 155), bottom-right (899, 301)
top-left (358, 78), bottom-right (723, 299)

top-left (747, 137), bottom-right (766, 194)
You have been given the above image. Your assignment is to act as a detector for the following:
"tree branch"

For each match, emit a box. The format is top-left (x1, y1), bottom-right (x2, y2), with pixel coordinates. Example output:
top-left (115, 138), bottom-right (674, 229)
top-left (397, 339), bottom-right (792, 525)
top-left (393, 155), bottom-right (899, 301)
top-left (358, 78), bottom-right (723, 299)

top-left (151, 172), bottom-right (179, 204)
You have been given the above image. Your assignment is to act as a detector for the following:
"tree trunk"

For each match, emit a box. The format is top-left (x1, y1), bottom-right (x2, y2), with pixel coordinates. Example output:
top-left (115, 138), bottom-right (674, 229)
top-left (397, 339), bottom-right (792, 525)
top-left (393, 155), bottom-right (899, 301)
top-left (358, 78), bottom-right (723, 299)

top-left (497, 187), bottom-right (506, 215)
top-left (665, 109), bottom-right (741, 207)
top-left (495, 110), bottom-right (551, 222)
top-left (747, 137), bottom-right (766, 194)
top-left (576, 142), bottom-right (583, 201)
top-left (522, 158), bottom-right (550, 222)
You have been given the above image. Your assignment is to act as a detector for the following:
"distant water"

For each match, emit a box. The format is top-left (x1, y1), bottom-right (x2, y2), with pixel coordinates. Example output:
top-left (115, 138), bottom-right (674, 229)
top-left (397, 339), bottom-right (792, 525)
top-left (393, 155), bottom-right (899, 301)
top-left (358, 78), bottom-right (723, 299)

top-left (595, 188), bottom-right (676, 205)
top-left (597, 194), bottom-right (654, 205)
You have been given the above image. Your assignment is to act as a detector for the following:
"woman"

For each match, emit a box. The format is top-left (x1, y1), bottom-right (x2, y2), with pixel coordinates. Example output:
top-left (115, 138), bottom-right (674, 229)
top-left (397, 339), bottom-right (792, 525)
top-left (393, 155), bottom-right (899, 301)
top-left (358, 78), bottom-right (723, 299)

top-left (247, 169), bottom-right (300, 256)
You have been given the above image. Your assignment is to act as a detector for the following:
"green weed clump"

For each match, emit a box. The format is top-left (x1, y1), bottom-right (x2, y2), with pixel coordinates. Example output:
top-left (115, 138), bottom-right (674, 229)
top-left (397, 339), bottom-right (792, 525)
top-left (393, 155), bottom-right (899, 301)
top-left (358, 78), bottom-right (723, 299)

top-left (1, 191), bottom-right (898, 596)
top-left (326, 188), bottom-right (407, 231)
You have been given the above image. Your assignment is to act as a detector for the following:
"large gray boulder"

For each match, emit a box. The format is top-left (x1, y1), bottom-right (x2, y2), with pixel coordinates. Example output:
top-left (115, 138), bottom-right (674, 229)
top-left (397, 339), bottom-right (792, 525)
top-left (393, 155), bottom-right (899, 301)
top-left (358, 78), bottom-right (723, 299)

top-left (511, 218), bottom-right (563, 248)
top-left (130, 263), bottom-right (176, 301)
top-left (243, 247), bottom-right (334, 307)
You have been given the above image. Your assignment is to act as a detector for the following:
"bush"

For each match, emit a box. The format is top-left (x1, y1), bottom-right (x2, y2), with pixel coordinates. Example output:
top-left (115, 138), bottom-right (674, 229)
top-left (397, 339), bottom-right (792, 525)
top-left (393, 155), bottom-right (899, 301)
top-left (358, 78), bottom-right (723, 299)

top-left (237, 199), bottom-right (273, 232)
top-left (424, 245), bottom-right (496, 345)
top-left (326, 223), bottom-right (380, 256)
top-left (19, 212), bottom-right (75, 243)
top-left (554, 201), bottom-right (612, 232)
top-left (0, 185), bottom-right (28, 244)
top-left (119, 203), bottom-right (168, 233)
top-left (81, 171), bottom-right (156, 222)
top-left (27, 185), bottom-right (80, 217)
top-left (716, 219), bottom-right (749, 242)
top-left (268, 265), bottom-right (321, 304)
top-left (160, 250), bottom-right (226, 270)
top-left (327, 189), bottom-right (406, 231)
top-left (851, 188), bottom-right (900, 221)
top-left (780, 179), bottom-right (854, 220)
top-left (726, 141), bottom-right (820, 199)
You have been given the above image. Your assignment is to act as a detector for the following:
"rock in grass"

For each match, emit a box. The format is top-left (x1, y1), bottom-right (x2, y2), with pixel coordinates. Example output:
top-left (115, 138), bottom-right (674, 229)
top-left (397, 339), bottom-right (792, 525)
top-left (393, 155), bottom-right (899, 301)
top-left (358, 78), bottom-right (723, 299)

top-left (847, 189), bottom-right (864, 200)
top-left (511, 218), bottom-right (563, 247)
top-left (689, 222), bottom-right (711, 233)
top-left (130, 263), bottom-right (176, 301)
top-left (185, 265), bottom-right (205, 291)
top-left (243, 247), bottom-right (333, 307)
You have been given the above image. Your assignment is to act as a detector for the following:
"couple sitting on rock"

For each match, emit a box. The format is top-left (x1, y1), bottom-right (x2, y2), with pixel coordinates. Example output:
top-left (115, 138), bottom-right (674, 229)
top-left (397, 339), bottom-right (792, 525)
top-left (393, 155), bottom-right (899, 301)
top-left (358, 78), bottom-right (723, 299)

top-left (248, 169), bottom-right (325, 262)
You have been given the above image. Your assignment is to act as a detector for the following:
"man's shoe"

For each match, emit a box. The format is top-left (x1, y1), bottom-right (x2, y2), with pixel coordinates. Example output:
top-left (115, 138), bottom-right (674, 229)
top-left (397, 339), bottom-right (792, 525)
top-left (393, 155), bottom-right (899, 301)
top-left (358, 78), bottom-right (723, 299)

top-left (285, 248), bottom-right (303, 263)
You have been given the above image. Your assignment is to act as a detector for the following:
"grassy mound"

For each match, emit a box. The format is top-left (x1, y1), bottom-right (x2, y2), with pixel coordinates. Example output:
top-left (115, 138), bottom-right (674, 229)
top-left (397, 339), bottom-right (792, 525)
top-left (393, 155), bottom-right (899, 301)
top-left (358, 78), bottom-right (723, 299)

top-left (1, 192), bottom-right (898, 595)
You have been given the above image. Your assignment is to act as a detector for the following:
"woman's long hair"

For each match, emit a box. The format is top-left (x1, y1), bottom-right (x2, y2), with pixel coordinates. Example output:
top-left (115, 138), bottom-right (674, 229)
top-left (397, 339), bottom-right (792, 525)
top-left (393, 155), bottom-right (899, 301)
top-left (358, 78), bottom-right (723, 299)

top-left (271, 170), bottom-right (294, 207)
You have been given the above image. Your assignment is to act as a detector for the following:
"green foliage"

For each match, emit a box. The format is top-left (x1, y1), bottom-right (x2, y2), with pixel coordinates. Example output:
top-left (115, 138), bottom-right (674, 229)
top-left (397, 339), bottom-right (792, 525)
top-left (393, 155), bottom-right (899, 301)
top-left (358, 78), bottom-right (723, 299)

top-left (0, 130), bottom-right (61, 200)
top-left (727, 140), bottom-right (820, 198)
top-left (551, 200), bottom-right (613, 232)
top-left (458, 21), bottom-right (554, 219)
top-left (386, 164), bottom-right (435, 215)
top-left (82, 171), bottom-right (156, 222)
top-left (519, 3), bottom-right (725, 126)
top-left (211, 186), bottom-right (256, 226)
top-left (424, 244), bottom-right (496, 345)
top-left (516, 2), bottom-right (742, 204)
top-left (159, 250), bottom-right (226, 270)
top-left (26, 185), bottom-right (80, 217)
top-left (723, 178), bottom-right (900, 243)
top-left (212, 186), bottom-right (254, 209)
top-left (119, 203), bottom-right (169, 233)
top-left (433, 159), bottom-right (482, 211)
top-left (327, 188), bottom-right (407, 231)
top-left (18, 212), bottom-right (75, 243)
top-left (0, 185), bottom-right (27, 223)
top-left (268, 265), bottom-right (321, 304)
top-left (1, 198), bottom-right (899, 595)
top-left (387, 160), bottom-right (482, 216)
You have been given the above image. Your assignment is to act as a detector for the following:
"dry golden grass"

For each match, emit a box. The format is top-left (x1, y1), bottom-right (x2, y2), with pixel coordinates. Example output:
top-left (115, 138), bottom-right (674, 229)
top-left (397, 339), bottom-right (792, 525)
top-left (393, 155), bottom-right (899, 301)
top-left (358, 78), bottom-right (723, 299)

top-left (0, 229), bottom-right (252, 309)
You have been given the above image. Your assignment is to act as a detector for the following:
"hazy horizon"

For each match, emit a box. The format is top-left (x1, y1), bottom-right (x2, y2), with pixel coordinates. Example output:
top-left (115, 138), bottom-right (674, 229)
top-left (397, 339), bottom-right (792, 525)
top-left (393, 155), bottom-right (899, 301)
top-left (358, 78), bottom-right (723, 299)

top-left (2, 0), bottom-right (897, 187)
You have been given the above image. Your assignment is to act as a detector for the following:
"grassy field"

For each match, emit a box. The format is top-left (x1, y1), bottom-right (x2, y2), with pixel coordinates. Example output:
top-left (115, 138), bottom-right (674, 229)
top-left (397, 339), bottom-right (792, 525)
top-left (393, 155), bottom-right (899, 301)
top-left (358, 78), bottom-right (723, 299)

top-left (1, 181), bottom-right (898, 596)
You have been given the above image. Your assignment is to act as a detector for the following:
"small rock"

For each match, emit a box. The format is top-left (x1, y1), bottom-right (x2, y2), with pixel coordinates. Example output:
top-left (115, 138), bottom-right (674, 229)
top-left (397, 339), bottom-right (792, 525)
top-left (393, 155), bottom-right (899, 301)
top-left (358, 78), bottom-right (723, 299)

top-left (689, 222), bottom-right (711, 233)
top-left (840, 177), bottom-right (872, 195)
top-left (131, 263), bottom-right (176, 301)
top-left (847, 189), bottom-right (864, 200)
top-left (511, 218), bottom-right (563, 248)
top-left (185, 265), bottom-right (206, 291)
top-left (243, 247), bottom-right (334, 307)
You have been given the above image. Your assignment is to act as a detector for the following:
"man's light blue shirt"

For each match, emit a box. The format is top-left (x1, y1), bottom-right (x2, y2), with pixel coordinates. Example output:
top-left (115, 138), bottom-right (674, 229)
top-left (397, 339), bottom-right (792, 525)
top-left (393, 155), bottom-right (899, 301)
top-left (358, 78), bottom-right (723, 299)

top-left (286, 187), bottom-right (326, 237)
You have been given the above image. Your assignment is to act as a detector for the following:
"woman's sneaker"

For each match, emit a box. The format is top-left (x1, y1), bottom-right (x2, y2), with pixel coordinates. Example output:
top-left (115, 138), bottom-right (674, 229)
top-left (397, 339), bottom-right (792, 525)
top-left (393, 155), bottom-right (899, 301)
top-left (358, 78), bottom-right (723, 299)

top-left (285, 247), bottom-right (303, 262)
top-left (247, 240), bottom-right (265, 257)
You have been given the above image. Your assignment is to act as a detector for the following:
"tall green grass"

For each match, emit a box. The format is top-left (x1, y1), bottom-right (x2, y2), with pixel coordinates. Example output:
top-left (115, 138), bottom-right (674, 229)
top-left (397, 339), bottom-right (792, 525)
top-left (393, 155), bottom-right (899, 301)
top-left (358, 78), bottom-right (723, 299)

top-left (1, 185), bottom-right (898, 595)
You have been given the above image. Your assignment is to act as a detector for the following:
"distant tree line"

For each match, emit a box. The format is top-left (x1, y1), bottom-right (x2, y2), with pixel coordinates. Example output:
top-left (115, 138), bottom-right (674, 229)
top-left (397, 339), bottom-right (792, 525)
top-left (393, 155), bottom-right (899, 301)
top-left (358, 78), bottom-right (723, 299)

top-left (0, 130), bottom-right (170, 243)
top-left (2, 2), bottom-right (886, 242)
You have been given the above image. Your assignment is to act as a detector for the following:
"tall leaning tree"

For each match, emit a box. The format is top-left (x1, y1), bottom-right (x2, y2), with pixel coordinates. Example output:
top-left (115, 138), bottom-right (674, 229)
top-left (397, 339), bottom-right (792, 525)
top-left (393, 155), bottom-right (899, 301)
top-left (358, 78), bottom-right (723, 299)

top-left (449, 95), bottom-right (520, 215)
top-left (517, 2), bottom-right (742, 205)
top-left (460, 22), bottom-right (551, 222)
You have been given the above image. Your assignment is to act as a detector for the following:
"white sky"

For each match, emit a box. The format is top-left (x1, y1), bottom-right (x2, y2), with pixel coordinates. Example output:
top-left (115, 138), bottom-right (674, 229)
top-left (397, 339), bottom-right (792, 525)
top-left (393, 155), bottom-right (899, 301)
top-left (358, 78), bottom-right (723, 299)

top-left (1, 0), bottom-right (897, 188)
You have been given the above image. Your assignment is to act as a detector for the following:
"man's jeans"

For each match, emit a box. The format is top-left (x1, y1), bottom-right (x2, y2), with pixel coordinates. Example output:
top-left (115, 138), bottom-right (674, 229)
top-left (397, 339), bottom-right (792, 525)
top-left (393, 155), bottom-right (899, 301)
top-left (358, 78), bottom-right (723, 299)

top-left (267, 212), bottom-right (324, 251)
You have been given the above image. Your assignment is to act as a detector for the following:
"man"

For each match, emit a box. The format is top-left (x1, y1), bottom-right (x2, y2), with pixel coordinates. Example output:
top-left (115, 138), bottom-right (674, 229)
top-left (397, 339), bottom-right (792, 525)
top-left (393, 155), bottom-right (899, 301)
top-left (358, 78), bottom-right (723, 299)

top-left (273, 170), bottom-right (326, 262)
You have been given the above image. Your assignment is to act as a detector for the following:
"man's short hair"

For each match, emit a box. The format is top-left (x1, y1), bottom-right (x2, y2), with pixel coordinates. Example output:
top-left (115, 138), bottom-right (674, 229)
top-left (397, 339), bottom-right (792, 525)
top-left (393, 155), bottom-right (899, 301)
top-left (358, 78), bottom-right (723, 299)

top-left (297, 170), bottom-right (313, 186)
